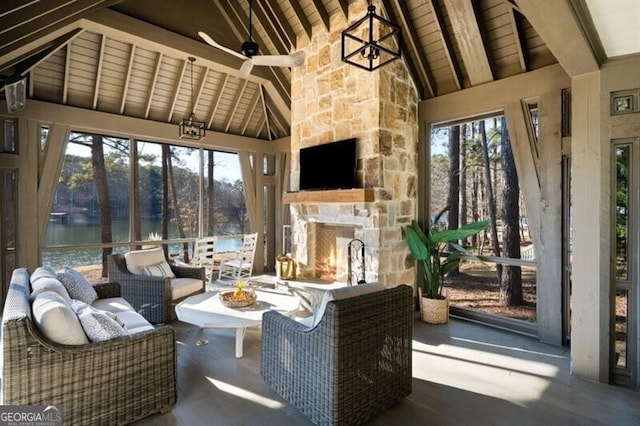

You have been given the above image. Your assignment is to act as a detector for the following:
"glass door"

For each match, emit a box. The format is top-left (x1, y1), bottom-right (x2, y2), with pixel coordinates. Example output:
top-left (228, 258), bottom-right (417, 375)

top-left (612, 138), bottom-right (639, 388)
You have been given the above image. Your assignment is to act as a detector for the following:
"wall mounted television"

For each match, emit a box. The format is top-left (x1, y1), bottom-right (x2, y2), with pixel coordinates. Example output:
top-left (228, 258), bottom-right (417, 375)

top-left (299, 138), bottom-right (357, 191)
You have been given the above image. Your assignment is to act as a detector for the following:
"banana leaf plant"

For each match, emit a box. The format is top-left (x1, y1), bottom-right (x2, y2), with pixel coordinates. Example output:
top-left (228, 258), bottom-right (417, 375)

top-left (405, 208), bottom-right (489, 299)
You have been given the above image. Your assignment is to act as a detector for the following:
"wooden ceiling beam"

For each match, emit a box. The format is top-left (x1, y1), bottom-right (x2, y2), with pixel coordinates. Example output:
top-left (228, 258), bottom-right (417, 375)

top-left (225, 79), bottom-right (249, 133)
top-left (256, 0), bottom-right (293, 52)
top-left (0, 27), bottom-right (83, 75)
top-left (287, 0), bottom-right (313, 41)
top-left (264, 0), bottom-right (297, 50)
top-left (259, 85), bottom-right (272, 141)
top-left (444, 0), bottom-right (493, 86)
top-left (0, 0), bottom-right (123, 58)
top-left (515, 0), bottom-right (600, 75)
top-left (119, 44), bottom-right (135, 114)
top-left (207, 74), bottom-right (229, 129)
top-left (167, 58), bottom-right (187, 122)
top-left (310, 0), bottom-right (330, 32)
top-left (144, 52), bottom-right (162, 119)
top-left (92, 33), bottom-right (106, 110)
top-left (0, 1), bottom-right (40, 18)
top-left (507, 5), bottom-right (527, 73)
top-left (385, 0), bottom-right (436, 99)
top-left (62, 44), bottom-right (71, 104)
top-left (241, 90), bottom-right (261, 136)
top-left (194, 65), bottom-right (208, 112)
top-left (336, 0), bottom-right (350, 21)
top-left (429, 0), bottom-right (463, 90)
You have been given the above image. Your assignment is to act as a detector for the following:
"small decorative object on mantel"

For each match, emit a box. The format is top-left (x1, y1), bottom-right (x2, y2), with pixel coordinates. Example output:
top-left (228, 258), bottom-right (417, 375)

top-left (341, 0), bottom-right (402, 71)
top-left (219, 280), bottom-right (256, 308)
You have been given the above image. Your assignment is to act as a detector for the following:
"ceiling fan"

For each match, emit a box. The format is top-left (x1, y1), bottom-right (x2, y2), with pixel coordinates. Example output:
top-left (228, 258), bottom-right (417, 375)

top-left (198, 0), bottom-right (305, 79)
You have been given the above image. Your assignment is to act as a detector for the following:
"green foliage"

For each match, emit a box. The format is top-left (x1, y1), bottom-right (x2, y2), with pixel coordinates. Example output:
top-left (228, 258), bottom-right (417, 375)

top-left (405, 207), bottom-right (489, 299)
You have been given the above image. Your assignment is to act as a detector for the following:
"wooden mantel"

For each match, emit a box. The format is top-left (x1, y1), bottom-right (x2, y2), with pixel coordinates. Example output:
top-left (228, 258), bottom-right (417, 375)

top-left (282, 188), bottom-right (375, 204)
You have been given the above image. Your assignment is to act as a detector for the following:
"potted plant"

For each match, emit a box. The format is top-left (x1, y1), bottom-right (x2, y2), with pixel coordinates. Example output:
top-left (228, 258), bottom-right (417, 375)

top-left (405, 208), bottom-right (489, 324)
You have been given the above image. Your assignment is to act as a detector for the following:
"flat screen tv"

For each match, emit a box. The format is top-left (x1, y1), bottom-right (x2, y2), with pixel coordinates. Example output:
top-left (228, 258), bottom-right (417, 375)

top-left (299, 138), bottom-right (357, 191)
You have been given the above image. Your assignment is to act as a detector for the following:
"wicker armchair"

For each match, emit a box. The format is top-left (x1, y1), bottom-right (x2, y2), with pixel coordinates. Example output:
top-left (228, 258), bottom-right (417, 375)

top-left (261, 284), bottom-right (413, 426)
top-left (1, 268), bottom-right (176, 425)
top-left (108, 251), bottom-right (205, 323)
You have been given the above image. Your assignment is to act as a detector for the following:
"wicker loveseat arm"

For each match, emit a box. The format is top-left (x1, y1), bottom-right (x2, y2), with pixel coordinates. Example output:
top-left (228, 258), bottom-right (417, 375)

top-left (93, 281), bottom-right (122, 299)
top-left (261, 285), bottom-right (413, 425)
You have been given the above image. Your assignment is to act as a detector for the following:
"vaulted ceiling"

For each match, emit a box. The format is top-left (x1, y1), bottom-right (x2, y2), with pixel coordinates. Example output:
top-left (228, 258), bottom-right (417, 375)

top-left (0, 0), bottom-right (630, 142)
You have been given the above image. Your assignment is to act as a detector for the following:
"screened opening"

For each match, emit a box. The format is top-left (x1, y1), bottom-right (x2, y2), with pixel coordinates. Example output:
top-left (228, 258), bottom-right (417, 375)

top-left (430, 115), bottom-right (538, 326)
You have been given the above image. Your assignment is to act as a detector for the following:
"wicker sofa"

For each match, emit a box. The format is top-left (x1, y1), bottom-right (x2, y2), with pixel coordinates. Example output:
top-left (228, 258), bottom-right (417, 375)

top-left (1, 267), bottom-right (177, 425)
top-left (261, 284), bottom-right (413, 426)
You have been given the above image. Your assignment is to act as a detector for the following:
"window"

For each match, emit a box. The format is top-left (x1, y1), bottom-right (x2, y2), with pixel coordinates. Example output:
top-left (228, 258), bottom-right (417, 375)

top-left (43, 132), bottom-right (244, 281)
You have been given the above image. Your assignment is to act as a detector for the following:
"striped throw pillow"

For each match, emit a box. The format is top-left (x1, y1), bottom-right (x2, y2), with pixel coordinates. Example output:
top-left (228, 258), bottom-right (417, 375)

top-left (142, 261), bottom-right (175, 278)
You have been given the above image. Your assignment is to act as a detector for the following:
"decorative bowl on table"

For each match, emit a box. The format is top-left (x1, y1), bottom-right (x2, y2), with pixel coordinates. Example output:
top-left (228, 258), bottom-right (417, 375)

top-left (219, 288), bottom-right (256, 308)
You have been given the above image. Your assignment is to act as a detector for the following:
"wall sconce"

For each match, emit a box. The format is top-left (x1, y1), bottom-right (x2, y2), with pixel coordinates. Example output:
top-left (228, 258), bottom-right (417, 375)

top-left (2, 74), bottom-right (27, 113)
top-left (341, 1), bottom-right (402, 71)
top-left (179, 57), bottom-right (205, 140)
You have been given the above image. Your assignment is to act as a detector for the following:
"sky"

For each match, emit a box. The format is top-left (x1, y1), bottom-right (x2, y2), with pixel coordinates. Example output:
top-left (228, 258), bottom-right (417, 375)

top-left (65, 135), bottom-right (241, 182)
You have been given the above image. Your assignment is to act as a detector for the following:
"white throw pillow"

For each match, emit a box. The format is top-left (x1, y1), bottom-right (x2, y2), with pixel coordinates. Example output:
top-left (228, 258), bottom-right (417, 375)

top-left (31, 277), bottom-right (72, 303)
top-left (57, 268), bottom-right (98, 304)
top-left (312, 282), bottom-right (387, 327)
top-left (30, 266), bottom-right (58, 284)
top-left (124, 247), bottom-right (167, 275)
top-left (142, 261), bottom-right (175, 278)
top-left (32, 291), bottom-right (89, 345)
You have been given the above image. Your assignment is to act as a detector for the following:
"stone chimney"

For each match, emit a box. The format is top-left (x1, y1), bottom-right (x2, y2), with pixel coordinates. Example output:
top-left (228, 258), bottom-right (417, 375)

top-left (288, 3), bottom-right (418, 287)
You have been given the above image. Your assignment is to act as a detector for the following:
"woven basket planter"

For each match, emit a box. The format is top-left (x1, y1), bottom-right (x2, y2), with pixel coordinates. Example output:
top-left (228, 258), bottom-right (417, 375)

top-left (418, 288), bottom-right (449, 324)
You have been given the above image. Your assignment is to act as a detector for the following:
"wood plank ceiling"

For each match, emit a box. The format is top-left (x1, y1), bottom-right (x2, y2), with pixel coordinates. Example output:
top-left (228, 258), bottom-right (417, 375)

top-left (0, 0), bottom-right (557, 142)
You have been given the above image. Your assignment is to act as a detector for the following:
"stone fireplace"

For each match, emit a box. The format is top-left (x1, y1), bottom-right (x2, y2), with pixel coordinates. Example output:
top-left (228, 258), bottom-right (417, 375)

top-left (287, 3), bottom-right (419, 287)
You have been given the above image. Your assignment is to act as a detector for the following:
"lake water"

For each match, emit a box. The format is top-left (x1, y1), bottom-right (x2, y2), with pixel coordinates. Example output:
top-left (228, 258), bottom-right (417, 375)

top-left (42, 219), bottom-right (242, 270)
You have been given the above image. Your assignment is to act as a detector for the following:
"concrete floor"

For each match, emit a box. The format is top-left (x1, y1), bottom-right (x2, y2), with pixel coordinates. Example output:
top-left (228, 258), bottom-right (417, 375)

top-left (135, 315), bottom-right (640, 426)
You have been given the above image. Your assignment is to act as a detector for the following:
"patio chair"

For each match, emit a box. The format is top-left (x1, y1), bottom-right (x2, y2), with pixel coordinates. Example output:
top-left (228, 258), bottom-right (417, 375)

top-left (108, 247), bottom-right (205, 323)
top-left (191, 236), bottom-right (220, 284)
top-left (218, 232), bottom-right (258, 280)
top-left (261, 284), bottom-right (413, 425)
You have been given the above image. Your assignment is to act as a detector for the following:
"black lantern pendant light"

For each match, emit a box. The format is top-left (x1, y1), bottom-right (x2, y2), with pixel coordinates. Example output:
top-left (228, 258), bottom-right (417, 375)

top-left (179, 57), bottom-right (205, 140)
top-left (341, 1), bottom-right (402, 71)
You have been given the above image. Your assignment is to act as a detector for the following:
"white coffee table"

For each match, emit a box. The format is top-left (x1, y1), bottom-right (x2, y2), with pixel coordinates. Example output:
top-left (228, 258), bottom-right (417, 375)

top-left (175, 289), bottom-right (300, 358)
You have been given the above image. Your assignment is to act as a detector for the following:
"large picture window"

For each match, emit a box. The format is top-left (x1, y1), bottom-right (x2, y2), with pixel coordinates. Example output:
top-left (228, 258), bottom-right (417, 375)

top-left (43, 131), bottom-right (244, 281)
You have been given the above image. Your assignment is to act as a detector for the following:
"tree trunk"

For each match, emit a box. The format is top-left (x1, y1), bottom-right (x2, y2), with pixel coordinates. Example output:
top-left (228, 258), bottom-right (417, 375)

top-left (447, 125), bottom-right (461, 276)
top-left (161, 145), bottom-right (170, 259)
top-left (133, 144), bottom-right (141, 247)
top-left (460, 124), bottom-right (468, 242)
top-left (207, 151), bottom-right (215, 235)
top-left (499, 117), bottom-right (523, 305)
top-left (90, 135), bottom-right (113, 277)
top-left (480, 120), bottom-right (502, 277)
top-left (165, 146), bottom-right (190, 262)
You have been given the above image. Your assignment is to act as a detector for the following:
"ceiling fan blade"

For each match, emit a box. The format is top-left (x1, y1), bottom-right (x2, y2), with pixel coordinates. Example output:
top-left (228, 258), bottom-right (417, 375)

top-left (238, 60), bottom-right (254, 79)
top-left (198, 31), bottom-right (247, 60)
top-left (250, 50), bottom-right (305, 67)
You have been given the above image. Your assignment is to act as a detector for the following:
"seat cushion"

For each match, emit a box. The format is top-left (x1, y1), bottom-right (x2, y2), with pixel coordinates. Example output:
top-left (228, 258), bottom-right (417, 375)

top-left (91, 297), bottom-right (135, 313)
top-left (171, 277), bottom-right (203, 300)
top-left (57, 268), bottom-right (98, 304)
top-left (116, 310), bottom-right (154, 334)
top-left (312, 282), bottom-right (387, 327)
top-left (124, 247), bottom-right (167, 275)
top-left (31, 277), bottom-right (72, 304)
top-left (32, 291), bottom-right (89, 345)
